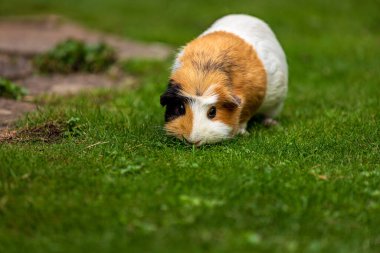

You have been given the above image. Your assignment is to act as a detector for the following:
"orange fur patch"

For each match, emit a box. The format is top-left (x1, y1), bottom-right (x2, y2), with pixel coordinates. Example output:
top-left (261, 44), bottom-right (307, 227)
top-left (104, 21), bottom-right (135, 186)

top-left (171, 31), bottom-right (267, 133)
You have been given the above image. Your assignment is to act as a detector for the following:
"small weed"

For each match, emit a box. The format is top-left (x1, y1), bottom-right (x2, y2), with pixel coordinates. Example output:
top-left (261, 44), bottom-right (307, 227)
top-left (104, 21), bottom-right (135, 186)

top-left (179, 195), bottom-right (225, 208)
top-left (0, 77), bottom-right (27, 100)
top-left (34, 39), bottom-right (116, 74)
top-left (64, 117), bottom-right (85, 137)
top-left (111, 155), bottom-right (147, 176)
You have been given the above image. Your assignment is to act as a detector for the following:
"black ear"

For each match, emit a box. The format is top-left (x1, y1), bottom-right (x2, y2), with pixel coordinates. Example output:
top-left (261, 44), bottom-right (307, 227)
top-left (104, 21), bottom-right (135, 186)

top-left (160, 80), bottom-right (190, 122)
top-left (160, 89), bottom-right (173, 106)
top-left (160, 80), bottom-right (181, 106)
top-left (160, 91), bottom-right (169, 106)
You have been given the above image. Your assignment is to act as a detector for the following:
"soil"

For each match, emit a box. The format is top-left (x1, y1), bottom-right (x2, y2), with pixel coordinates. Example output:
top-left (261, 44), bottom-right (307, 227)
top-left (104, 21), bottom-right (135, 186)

top-left (0, 15), bottom-right (172, 130)
top-left (0, 121), bottom-right (65, 143)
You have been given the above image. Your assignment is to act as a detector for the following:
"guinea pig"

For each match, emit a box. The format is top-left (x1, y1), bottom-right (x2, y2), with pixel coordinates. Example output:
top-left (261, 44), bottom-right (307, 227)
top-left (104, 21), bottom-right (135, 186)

top-left (160, 14), bottom-right (288, 146)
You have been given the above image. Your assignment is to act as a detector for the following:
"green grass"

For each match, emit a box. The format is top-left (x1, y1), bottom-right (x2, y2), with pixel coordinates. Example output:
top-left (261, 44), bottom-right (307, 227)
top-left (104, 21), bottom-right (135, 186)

top-left (1, 0), bottom-right (380, 252)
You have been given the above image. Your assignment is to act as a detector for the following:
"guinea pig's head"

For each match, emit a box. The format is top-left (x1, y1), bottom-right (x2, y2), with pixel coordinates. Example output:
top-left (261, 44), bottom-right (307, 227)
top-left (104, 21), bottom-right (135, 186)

top-left (160, 76), bottom-right (241, 146)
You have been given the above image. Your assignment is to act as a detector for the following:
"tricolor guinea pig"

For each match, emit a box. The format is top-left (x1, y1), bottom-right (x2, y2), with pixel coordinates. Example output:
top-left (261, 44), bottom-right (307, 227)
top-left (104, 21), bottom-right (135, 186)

top-left (160, 14), bottom-right (288, 146)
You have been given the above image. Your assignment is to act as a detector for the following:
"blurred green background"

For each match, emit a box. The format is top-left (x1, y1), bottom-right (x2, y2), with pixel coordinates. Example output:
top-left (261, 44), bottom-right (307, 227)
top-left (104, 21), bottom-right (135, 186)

top-left (1, 0), bottom-right (379, 46)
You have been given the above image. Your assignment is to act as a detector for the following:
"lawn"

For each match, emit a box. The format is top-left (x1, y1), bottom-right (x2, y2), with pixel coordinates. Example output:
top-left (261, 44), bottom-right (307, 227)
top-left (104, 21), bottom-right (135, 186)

top-left (0, 0), bottom-right (380, 253)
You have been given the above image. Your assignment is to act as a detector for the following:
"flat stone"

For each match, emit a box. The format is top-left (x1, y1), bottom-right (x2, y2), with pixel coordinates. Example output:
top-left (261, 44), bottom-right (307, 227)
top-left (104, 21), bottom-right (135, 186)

top-left (0, 98), bottom-right (36, 128)
top-left (0, 54), bottom-right (33, 79)
top-left (0, 15), bottom-right (172, 59)
top-left (17, 73), bottom-right (136, 95)
top-left (0, 109), bottom-right (12, 115)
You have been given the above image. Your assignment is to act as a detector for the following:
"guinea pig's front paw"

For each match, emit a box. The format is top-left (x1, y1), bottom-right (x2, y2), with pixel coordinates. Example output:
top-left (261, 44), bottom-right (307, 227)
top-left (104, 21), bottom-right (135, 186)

top-left (237, 127), bottom-right (249, 136)
top-left (263, 118), bottom-right (278, 127)
top-left (236, 122), bottom-right (249, 136)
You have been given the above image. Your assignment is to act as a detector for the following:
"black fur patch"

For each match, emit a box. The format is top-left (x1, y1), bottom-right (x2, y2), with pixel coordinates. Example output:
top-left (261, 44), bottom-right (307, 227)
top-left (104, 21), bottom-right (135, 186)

top-left (160, 80), bottom-right (191, 122)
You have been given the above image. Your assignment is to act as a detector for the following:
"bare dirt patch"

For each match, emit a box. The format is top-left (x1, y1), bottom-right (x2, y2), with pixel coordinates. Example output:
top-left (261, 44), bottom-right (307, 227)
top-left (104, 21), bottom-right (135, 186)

top-left (0, 121), bottom-right (65, 143)
top-left (0, 15), bottom-right (172, 128)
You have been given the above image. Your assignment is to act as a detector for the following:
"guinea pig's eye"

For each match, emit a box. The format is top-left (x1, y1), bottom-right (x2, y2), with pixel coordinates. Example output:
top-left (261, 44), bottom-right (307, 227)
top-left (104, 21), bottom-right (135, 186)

top-left (176, 103), bottom-right (185, 115)
top-left (207, 106), bottom-right (217, 119)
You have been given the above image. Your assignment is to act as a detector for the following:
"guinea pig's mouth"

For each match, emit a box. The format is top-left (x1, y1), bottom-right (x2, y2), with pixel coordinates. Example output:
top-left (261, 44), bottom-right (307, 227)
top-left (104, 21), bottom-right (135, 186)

top-left (182, 136), bottom-right (202, 147)
top-left (192, 140), bottom-right (202, 146)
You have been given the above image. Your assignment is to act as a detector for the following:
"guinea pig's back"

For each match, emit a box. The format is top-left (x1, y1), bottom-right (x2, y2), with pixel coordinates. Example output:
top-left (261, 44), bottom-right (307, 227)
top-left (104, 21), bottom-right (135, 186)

top-left (201, 14), bottom-right (288, 117)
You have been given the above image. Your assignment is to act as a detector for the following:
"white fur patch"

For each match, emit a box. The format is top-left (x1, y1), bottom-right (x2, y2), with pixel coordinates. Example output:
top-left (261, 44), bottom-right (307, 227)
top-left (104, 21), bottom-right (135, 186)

top-left (171, 48), bottom-right (184, 73)
top-left (187, 94), bottom-right (232, 145)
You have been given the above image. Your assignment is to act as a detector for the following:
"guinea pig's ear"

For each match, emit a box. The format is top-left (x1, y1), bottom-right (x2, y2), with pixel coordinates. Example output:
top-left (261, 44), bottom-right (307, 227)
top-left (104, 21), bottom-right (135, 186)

top-left (160, 80), bottom-right (180, 106)
top-left (160, 89), bottom-right (170, 107)
top-left (222, 94), bottom-right (241, 110)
